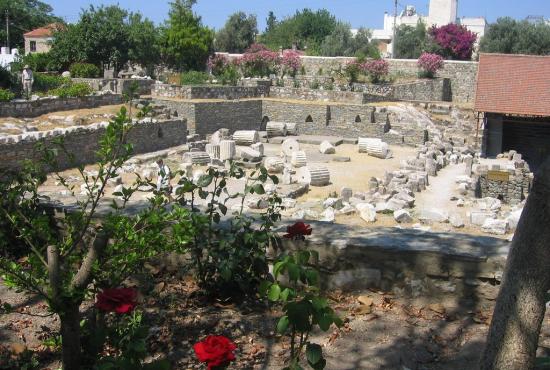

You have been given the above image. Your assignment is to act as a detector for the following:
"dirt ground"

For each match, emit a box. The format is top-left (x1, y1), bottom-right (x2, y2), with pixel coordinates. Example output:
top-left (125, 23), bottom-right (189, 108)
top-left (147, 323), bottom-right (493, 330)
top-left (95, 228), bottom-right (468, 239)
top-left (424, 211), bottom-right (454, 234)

top-left (2, 265), bottom-right (550, 370)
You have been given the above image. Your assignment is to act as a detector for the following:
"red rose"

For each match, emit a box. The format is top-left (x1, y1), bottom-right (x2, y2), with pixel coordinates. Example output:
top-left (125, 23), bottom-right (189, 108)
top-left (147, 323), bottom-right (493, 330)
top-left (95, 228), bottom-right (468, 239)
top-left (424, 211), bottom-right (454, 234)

top-left (95, 288), bottom-right (138, 314)
top-left (283, 222), bottom-right (312, 240)
top-left (193, 335), bottom-right (237, 370)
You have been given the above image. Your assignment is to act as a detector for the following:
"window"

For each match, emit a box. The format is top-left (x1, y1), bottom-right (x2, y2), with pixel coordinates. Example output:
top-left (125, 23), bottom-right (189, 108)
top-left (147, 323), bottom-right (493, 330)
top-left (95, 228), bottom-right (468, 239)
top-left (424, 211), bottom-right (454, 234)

top-left (30, 41), bottom-right (36, 52)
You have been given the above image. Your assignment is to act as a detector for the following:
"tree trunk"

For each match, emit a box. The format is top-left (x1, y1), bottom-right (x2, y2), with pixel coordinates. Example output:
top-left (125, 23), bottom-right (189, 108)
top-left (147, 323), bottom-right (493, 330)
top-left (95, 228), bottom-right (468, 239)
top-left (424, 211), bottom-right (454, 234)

top-left (60, 304), bottom-right (82, 370)
top-left (480, 159), bottom-right (550, 370)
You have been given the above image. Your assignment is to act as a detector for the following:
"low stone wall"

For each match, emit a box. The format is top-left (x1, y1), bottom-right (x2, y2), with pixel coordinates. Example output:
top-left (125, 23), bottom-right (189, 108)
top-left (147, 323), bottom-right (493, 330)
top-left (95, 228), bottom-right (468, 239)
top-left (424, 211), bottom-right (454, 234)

top-left (0, 94), bottom-right (123, 118)
top-left (475, 164), bottom-right (531, 205)
top-left (152, 84), bottom-right (269, 100)
top-left (73, 78), bottom-right (155, 95)
top-left (270, 79), bottom-right (451, 103)
top-left (0, 118), bottom-right (187, 171)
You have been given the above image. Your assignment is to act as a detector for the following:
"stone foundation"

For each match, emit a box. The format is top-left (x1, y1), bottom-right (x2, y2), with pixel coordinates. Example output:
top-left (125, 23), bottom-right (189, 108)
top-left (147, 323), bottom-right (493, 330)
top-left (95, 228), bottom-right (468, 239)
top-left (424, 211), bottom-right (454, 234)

top-left (0, 118), bottom-right (187, 171)
top-left (0, 94), bottom-right (123, 118)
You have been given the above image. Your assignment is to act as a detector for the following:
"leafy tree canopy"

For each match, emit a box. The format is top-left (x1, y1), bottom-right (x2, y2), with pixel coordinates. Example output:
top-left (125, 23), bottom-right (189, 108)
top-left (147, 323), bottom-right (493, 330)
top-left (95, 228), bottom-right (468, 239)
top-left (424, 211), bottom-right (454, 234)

top-left (320, 23), bottom-right (380, 58)
top-left (160, 0), bottom-right (214, 71)
top-left (394, 21), bottom-right (427, 59)
top-left (260, 8), bottom-right (337, 55)
top-left (480, 17), bottom-right (550, 56)
top-left (0, 0), bottom-right (60, 49)
top-left (215, 12), bottom-right (257, 53)
top-left (49, 5), bottom-right (158, 74)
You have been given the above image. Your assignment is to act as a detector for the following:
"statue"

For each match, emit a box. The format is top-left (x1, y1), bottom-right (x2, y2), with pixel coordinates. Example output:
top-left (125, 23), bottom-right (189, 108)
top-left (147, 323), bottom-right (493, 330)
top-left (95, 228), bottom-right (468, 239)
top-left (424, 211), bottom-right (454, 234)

top-left (21, 65), bottom-right (34, 99)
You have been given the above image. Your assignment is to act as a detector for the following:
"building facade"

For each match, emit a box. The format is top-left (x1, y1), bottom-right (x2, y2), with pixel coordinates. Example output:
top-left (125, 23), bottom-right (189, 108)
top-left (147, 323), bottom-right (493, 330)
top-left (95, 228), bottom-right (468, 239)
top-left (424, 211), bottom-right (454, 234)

top-left (23, 23), bottom-right (63, 55)
top-left (372, 0), bottom-right (486, 58)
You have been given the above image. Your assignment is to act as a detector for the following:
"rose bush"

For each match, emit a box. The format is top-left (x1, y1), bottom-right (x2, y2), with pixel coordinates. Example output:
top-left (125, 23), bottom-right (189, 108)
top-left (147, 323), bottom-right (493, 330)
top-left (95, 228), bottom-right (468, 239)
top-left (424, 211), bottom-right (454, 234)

top-left (207, 54), bottom-right (230, 77)
top-left (284, 221), bottom-right (313, 240)
top-left (194, 335), bottom-right (237, 369)
top-left (237, 43), bottom-right (280, 77)
top-left (96, 287), bottom-right (138, 314)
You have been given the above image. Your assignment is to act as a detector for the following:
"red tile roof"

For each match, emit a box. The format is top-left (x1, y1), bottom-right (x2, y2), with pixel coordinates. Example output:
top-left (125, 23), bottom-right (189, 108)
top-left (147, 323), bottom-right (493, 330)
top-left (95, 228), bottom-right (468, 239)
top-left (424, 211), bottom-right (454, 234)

top-left (24, 23), bottom-right (64, 38)
top-left (475, 53), bottom-right (550, 117)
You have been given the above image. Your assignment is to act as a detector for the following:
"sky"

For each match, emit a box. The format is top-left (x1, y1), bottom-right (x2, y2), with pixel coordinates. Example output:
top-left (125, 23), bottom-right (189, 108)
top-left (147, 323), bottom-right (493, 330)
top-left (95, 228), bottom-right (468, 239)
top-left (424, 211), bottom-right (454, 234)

top-left (45, 0), bottom-right (550, 31)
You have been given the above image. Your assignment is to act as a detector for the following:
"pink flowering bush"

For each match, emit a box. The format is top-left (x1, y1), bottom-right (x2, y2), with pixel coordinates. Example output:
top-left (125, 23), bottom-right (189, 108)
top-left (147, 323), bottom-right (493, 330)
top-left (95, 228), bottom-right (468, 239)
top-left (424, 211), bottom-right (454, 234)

top-left (363, 59), bottom-right (390, 83)
top-left (343, 59), bottom-right (363, 84)
top-left (207, 54), bottom-right (230, 77)
top-left (237, 43), bottom-right (280, 77)
top-left (417, 52), bottom-right (444, 78)
top-left (281, 49), bottom-right (303, 77)
top-left (428, 24), bottom-right (477, 60)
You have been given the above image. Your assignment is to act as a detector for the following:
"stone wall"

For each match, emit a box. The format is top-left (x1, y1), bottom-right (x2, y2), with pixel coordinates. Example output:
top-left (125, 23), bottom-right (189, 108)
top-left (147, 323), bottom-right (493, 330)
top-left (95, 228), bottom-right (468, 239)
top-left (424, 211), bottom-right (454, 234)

top-left (152, 84), bottom-right (269, 100)
top-left (0, 118), bottom-right (187, 171)
top-left (476, 164), bottom-right (531, 205)
top-left (151, 97), bottom-right (429, 145)
top-left (0, 94), bottom-right (123, 118)
top-left (73, 78), bottom-right (155, 95)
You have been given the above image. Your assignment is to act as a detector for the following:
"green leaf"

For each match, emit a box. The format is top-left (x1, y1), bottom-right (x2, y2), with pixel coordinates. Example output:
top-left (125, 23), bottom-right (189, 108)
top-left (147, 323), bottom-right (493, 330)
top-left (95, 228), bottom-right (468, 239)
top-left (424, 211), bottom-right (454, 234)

top-left (268, 284), bottom-right (281, 301)
top-left (287, 262), bottom-right (300, 282)
top-left (287, 301), bottom-right (311, 332)
top-left (308, 358), bottom-right (327, 370)
top-left (298, 250), bottom-right (311, 265)
top-left (259, 280), bottom-right (271, 296)
top-left (273, 260), bottom-right (286, 279)
top-left (306, 343), bottom-right (323, 365)
top-left (196, 174), bottom-right (213, 187)
top-left (253, 184), bottom-right (265, 194)
top-left (311, 297), bottom-right (328, 311)
top-left (280, 288), bottom-right (291, 302)
top-left (277, 315), bottom-right (289, 334)
top-left (318, 313), bottom-right (333, 331)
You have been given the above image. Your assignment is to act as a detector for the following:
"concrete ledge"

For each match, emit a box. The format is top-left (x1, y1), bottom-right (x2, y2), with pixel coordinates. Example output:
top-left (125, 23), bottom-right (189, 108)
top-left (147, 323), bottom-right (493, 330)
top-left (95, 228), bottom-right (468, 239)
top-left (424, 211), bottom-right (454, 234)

top-left (279, 222), bottom-right (509, 282)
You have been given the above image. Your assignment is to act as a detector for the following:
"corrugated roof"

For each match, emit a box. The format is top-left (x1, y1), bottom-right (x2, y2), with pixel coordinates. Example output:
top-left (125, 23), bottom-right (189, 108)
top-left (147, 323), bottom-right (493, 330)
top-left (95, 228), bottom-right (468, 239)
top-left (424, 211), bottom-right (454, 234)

top-left (24, 23), bottom-right (63, 38)
top-left (475, 53), bottom-right (550, 117)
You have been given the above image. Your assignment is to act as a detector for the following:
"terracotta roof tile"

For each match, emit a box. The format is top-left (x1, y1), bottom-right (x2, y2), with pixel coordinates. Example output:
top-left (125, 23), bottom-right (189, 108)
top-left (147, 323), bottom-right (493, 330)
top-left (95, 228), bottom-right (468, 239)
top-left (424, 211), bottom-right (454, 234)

top-left (24, 23), bottom-right (64, 38)
top-left (475, 53), bottom-right (550, 117)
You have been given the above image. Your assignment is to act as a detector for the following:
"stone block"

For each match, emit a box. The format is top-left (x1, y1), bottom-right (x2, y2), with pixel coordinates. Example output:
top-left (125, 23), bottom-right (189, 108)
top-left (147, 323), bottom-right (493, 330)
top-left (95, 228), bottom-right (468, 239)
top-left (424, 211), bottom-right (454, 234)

top-left (394, 209), bottom-right (413, 223)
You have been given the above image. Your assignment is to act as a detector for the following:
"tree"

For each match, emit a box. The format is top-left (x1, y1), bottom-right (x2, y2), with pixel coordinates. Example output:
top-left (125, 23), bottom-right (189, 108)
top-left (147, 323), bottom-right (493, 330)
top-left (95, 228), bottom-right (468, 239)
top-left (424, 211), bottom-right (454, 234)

top-left (394, 21), bottom-right (427, 59)
top-left (352, 28), bottom-right (381, 59)
top-left (480, 17), bottom-right (550, 56)
top-left (480, 158), bottom-right (550, 370)
top-left (266, 11), bottom-right (277, 33)
top-left (320, 22), bottom-right (354, 57)
top-left (49, 5), bottom-right (159, 74)
top-left (215, 12), bottom-right (257, 53)
top-left (426, 23), bottom-right (477, 60)
top-left (128, 13), bottom-right (160, 75)
top-left (160, 0), bottom-right (214, 71)
top-left (260, 8), bottom-right (337, 54)
top-left (0, 0), bottom-right (61, 49)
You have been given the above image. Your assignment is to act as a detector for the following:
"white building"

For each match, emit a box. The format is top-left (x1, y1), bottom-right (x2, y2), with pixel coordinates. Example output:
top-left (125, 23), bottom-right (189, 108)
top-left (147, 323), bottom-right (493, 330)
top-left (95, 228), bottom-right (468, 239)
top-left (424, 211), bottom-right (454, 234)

top-left (371, 0), bottom-right (486, 58)
top-left (0, 47), bottom-right (19, 70)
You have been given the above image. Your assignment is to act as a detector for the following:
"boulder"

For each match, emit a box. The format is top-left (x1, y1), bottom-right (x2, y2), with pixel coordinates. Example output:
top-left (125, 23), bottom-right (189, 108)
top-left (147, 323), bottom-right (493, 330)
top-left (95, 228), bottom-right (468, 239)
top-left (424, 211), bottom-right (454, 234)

top-left (449, 213), bottom-right (465, 228)
top-left (470, 211), bottom-right (495, 226)
top-left (418, 209), bottom-right (449, 223)
top-left (394, 209), bottom-right (413, 223)
top-left (323, 197), bottom-right (343, 210)
top-left (482, 219), bottom-right (509, 235)
top-left (319, 140), bottom-right (336, 154)
top-left (356, 203), bottom-right (377, 223)
top-left (319, 207), bottom-right (336, 223)
top-left (386, 198), bottom-right (408, 212)
top-left (239, 147), bottom-right (262, 162)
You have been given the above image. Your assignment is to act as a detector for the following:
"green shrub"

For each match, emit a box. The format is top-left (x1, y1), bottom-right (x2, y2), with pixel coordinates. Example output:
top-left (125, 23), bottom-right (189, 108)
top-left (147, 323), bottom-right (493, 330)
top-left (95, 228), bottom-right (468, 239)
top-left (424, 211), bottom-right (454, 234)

top-left (10, 52), bottom-right (61, 73)
top-left (50, 83), bottom-right (93, 98)
top-left (180, 71), bottom-right (209, 85)
top-left (0, 88), bottom-right (15, 102)
top-left (34, 73), bottom-right (69, 92)
top-left (0, 66), bottom-right (18, 90)
top-left (219, 64), bottom-right (240, 86)
top-left (70, 63), bottom-right (101, 78)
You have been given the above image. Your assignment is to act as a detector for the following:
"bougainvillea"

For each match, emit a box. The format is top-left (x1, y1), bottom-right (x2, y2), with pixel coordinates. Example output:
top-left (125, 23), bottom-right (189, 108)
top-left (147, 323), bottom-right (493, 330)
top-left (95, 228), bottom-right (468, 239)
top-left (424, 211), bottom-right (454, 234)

top-left (194, 335), bottom-right (237, 370)
top-left (363, 59), bottom-right (390, 83)
top-left (417, 52), bottom-right (444, 78)
top-left (280, 49), bottom-right (303, 77)
top-left (428, 24), bottom-right (477, 60)
top-left (237, 43), bottom-right (280, 77)
top-left (96, 288), bottom-right (138, 314)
